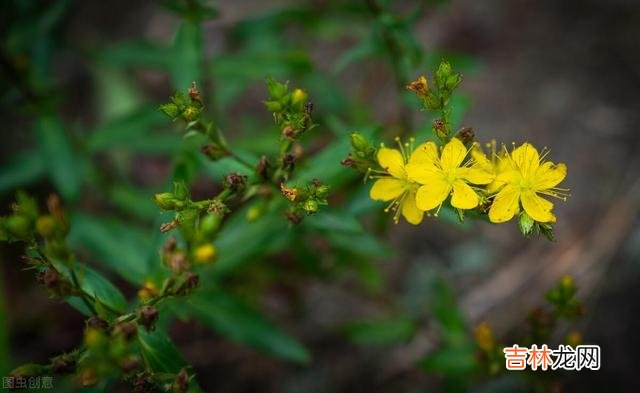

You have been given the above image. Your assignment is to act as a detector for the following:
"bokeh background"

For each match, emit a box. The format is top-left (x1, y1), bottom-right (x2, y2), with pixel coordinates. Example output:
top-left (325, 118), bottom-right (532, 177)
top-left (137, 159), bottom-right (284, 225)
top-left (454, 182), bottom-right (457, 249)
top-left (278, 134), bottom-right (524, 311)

top-left (1, 0), bottom-right (639, 392)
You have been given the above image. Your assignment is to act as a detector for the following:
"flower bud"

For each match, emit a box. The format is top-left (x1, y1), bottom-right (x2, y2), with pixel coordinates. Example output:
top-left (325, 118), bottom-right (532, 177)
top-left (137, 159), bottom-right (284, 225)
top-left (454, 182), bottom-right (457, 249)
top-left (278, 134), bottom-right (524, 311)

top-left (4, 215), bottom-right (31, 239)
top-left (456, 127), bottom-right (474, 145)
top-left (200, 213), bottom-right (221, 236)
top-left (406, 75), bottom-right (429, 98)
top-left (138, 281), bottom-right (158, 302)
top-left (223, 172), bottom-right (248, 192)
top-left (113, 322), bottom-right (137, 341)
top-left (280, 184), bottom-right (298, 202)
top-left (138, 306), bottom-right (159, 331)
top-left (256, 155), bottom-right (270, 179)
top-left (445, 74), bottom-right (462, 91)
top-left (291, 88), bottom-right (308, 107)
top-left (264, 100), bottom-right (283, 112)
top-left (159, 103), bottom-right (180, 118)
top-left (175, 272), bottom-right (199, 296)
top-left (36, 215), bottom-right (56, 238)
top-left (182, 106), bottom-right (200, 121)
top-left (167, 252), bottom-right (190, 274)
top-left (173, 181), bottom-right (189, 200)
top-left (173, 368), bottom-right (190, 393)
top-left (315, 185), bottom-right (330, 199)
top-left (154, 193), bottom-right (182, 210)
top-left (266, 78), bottom-right (287, 99)
top-left (86, 317), bottom-right (109, 331)
top-left (201, 143), bottom-right (228, 161)
top-left (302, 199), bottom-right (319, 214)
top-left (474, 322), bottom-right (494, 352)
top-left (194, 244), bottom-right (216, 264)
top-left (350, 133), bottom-right (370, 152)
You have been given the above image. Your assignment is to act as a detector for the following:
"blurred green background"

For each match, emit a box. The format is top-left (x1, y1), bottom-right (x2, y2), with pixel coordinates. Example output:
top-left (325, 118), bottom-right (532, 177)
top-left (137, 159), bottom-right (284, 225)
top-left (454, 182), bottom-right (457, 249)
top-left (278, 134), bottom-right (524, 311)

top-left (1, 0), bottom-right (639, 391)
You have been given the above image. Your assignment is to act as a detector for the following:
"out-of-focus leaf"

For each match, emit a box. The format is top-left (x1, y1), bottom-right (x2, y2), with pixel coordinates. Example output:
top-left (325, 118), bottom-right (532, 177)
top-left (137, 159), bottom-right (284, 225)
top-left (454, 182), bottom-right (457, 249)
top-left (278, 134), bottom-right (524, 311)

top-left (187, 291), bottom-right (311, 364)
top-left (327, 231), bottom-right (393, 259)
top-left (99, 41), bottom-right (168, 69)
top-left (108, 185), bottom-right (159, 221)
top-left (296, 138), bottom-right (353, 187)
top-left (419, 344), bottom-right (479, 376)
top-left (170, 21), bottom-right (202, 89)
top-left (211, 204), bottom-right (289, 276)
top-left (35, 115), bottom-right (82, 201)
top-left (0, 150), bottom-right (45, 194)
top-left (87, 108), bottom-right (166, 152)
top-left (95, 67), bottom-right (142, 122)
top-left (68, 213), bottom-right (153, 285)
top-left (303, 211), bottom-right (363, 234)
top-left (343, 317), bottom-right (416, 346)
top-left (333, 36), bottom-right (376, 74)
top-left (51, 259), bottom-right (127, 315)
top-left (137, 329), bottom-right (188, 373)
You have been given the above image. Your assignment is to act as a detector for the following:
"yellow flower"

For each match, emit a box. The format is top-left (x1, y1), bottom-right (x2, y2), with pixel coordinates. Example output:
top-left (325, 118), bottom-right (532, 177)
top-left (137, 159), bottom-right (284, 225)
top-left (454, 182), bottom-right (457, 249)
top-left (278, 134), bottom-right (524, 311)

top-left (488, 142), bottom-right (568, 223)
top-left (470, 140), bottom-right (511, 194)
top-left (405, 138), bottom-right (494, 213)
top-left (369, 138), bottom-right (430, 225)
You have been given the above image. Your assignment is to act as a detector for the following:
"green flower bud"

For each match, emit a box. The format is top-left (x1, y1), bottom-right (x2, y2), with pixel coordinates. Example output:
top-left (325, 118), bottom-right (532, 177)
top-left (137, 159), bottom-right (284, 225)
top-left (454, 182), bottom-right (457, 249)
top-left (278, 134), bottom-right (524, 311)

top-left (5, 215), bottom-right (31, 239)
top-left (264, 100), bottom-right (282, 113)
top-left (424, 93), bottom-right (441, 110)
top-left (266, 78), bottom-right (287, 99)
top-left (315, 185), bottom-right (330, 199)
top-left (159, 103), bottom-right (180, 119)
top-left (200, 213), bottom-right (220, 236)
top-left (154, 193), bottom-right (181, 210)
top-left (350, 132), bottom-right (370, 152)
top-left (445, 74), bottom-right (462, 91)
top-left (302, 199), bottom-right (319, 214)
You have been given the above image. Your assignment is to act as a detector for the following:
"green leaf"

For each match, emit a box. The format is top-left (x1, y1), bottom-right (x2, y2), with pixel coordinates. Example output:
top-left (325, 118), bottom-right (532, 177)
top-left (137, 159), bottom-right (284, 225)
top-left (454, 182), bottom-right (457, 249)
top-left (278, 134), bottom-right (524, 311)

top-left (35, 115), bottom-right (83, 201)
top-left (68, 213), bottom-right (153, 285)
top-left (51, 259), bottom-right (127, 315)
top-left (137, 329), bottom-right (188, 373)
top-left (187, 291), bottom-right (310, 364)
top-left (343, 317), bottom-right (416, 346)
top-left (0, 150), bottom-right (46, 194)
top-left (303, 211), bottom-right (363, 234)
top-left (419, 344), bottom-right (479, 376)
top-left (170, 21), bottom-right (202, 89)
top-left (108, 185), bottom-right (159, 221)
top-left (211, 203), bottom-right (289, 276)
top-left (87, 107), bottom-right (166, 152)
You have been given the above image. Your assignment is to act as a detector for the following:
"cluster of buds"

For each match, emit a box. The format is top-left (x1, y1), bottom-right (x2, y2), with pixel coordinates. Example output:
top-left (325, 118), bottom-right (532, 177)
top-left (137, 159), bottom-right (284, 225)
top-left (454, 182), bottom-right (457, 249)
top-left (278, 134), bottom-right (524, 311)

top-left (406, 60), bottom-right (462, 141)
top-left (264, 77), bottom-right (316, 140)
top-left (159, 82), bottom-right (204, 123)
top-left (280, 179), bottom-right (329, 223)
top-left (159, 82), bottom-right (230, 162)
top-left (0, 191), bottom-right (40, 242)
top-left (342, 132), bottom-right (378, 174)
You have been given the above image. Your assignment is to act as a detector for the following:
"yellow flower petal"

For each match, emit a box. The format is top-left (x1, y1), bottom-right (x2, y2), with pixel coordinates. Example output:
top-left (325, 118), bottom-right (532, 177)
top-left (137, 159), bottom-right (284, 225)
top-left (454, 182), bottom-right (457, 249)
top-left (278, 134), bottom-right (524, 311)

top-left (470, 147), bottom-right (491, 171)
top-left (511, 143), bottom-right (539, 177)
top-left (451, 180), bottom-right (479, 209)
top-left (488, 185), bottom-right (520, 223)
top-left (534, 162), bottom-right (567, 190)
top-left (440, 138), bottom-right (468, 171)
top-left (408, 141), bottom-right (439, 165)
top-left (405, 161), bottom-right (441, 185)
top-left (458, 167), bottom-right (495, 185)
top-left (401, 191), bottom-right (424, 225)
top-left (415, 179), bottom-right (451, 211)
top-left (377, 147), bottom-right (406, 178)
top-left (370, 178), bottom-right (405, 201)
top-left (521, 191), bottom-right (556, 223)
